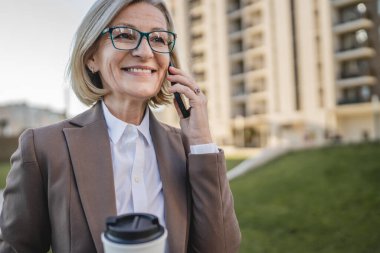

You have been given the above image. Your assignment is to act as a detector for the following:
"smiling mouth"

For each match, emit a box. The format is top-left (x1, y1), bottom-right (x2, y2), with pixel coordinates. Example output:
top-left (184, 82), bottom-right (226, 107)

top-left (122, 67), bottom-right (156, 74)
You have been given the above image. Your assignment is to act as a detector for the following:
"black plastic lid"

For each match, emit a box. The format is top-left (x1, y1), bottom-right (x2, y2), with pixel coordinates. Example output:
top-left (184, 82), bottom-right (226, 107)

top-left (104, 213), bottom-right (165, 244)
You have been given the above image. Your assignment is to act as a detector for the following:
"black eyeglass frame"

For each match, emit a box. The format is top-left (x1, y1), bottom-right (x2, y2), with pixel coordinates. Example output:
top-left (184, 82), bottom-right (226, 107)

top-left (101, 26), bottom-right (177, 54)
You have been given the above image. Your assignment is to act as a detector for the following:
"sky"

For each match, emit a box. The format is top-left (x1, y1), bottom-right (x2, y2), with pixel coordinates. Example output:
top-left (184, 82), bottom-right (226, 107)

top-left (0, 0), bottom-right (97, 116)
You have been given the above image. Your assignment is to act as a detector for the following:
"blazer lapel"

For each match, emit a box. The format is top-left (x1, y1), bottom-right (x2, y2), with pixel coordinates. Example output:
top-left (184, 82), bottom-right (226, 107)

top-left (63, 103), bottom-right (116, 253)
top-left (150, 111), bottom-right (189, 253)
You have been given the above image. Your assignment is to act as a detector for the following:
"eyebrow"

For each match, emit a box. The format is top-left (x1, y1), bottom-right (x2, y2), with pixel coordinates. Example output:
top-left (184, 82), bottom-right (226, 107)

top-left (112, 23), bottom-right (168, 31)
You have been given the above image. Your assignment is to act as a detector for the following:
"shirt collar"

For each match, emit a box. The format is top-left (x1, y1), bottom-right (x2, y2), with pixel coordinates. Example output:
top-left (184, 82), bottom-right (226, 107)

top-left (101, 100), bottom-right (152, 145)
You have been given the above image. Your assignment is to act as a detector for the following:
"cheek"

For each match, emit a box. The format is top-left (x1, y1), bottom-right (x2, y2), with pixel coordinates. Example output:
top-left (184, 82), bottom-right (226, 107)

top-left (157, 56), bottom-right (170, 80)
top-left (97, 54), bottom-right (123, 82)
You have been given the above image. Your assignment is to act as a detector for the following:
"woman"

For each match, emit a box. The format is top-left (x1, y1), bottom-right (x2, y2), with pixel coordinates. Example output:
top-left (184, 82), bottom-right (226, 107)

top-left (0, 0), bottom-right (241, 252)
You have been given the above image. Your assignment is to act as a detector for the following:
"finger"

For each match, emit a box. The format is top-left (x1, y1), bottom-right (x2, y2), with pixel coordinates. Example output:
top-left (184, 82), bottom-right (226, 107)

top-left (169, 84), bottom-right (200, 102)
top-left (167, 74), bottom-right (197, 90)
top-left (169, 66), bottom-right (188, 76)
top-left (168, 66), bottom-right (197, 84)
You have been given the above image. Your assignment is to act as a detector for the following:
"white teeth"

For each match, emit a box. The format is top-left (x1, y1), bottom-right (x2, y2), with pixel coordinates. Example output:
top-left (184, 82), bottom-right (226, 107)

top-left (125, 68), bottom-right (153, 73)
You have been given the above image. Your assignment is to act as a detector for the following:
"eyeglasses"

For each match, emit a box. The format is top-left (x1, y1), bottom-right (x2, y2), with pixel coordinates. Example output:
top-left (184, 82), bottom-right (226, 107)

top-left (101, 26), bottom-right (176, 53)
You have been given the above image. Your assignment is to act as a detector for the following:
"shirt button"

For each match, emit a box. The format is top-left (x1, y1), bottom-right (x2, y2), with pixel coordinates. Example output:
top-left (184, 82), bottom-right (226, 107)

top-left (134, 177), bottom-right (140, 183)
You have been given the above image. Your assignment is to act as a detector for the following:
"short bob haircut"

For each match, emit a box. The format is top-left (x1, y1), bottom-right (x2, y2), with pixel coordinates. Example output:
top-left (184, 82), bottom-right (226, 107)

top-left (67, 0), bottom-right (180, 107)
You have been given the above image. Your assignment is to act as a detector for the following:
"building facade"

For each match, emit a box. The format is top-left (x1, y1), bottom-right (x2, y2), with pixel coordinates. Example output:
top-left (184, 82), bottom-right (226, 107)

top-left (0, 103), bottom-right (65, 137)
top-left (161, 0), bottom-right (380, 147)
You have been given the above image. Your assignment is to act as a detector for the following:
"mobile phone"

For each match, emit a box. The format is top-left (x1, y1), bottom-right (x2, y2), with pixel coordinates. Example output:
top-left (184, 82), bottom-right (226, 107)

top-left (168, 62), bottom-right (190, 118)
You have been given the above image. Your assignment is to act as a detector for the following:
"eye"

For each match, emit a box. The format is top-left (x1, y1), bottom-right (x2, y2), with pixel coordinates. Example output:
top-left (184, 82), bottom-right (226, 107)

top-left (112, 28), bottom-right (138, 41)
top-left (150, 33), bottom-right (167, 45)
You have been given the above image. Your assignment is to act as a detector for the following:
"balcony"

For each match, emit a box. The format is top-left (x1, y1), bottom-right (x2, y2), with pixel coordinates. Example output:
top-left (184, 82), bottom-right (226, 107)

top-left (193, 70), bottom-right (206, 82)
top-left (192, 54), bottom-right (205, 64)
top-left (335, 47), bottom-right (375, 61)
top-left (229, 18), bottom-right (242, 33)
top-left (242, 0), bottom-right (261, 7)
top-left (242, 10), bottom-right (262, 29)
top-left (338, 96), bottom-right (372, 105)
top-left (332, 0), bottom-right (363, 8)
top-left (245, 58), bottom-right (265, 72)
top-left (337, 28), bottom-right (372, 52)
top-left (190, 2), bottom-right (203, 16)
top-left (337, 86), bottom-right (374, 105)
top-left (247, 79), bottom-right (266, 94)
top-left (191, 18), bottom-right (203, 28)
top-left (230, 40), bottom-right (243, 54)
top-left (333, 18), bottom-right (373, 34)
top-left (228, 1), bottom-right (241, 13)
top-left (231, 61), bottom-right (244, 76)
top-left (340, 65), bottom-right (373, 79)
top-left (337, 3), bottom-right (370, 24)
top-left (250, 108), bottom-right (267, 115)
top-left (232, 84), bottom-right (246, 96)
top-left (338, 41), bottom-right (371, 53)
top-left (249, 91), bottom-right (267, 101)
top-left (337, 76), bottom-right (377, 89)
top-left (232, 94), bottom-right (247, 103)
top-left (189, 0), bottom-right (202, 9)
top-left (232, 103), bottom-right (247, 117)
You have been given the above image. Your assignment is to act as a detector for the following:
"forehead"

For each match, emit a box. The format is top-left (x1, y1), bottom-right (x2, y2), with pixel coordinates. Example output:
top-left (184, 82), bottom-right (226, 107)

top-left (111, 2), bottom-right (168, 30)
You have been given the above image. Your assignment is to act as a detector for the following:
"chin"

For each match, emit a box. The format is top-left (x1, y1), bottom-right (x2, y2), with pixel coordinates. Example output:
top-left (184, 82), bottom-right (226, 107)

top-left (130, 88), bottom-right (160, 100)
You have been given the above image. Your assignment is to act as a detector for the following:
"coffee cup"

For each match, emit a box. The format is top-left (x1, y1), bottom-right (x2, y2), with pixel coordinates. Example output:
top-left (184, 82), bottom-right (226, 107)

top-left (102, 213), bottom-right (167, 253)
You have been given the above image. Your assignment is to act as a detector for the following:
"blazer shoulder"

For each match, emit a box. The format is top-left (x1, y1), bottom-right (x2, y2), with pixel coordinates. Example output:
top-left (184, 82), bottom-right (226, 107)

top-left (15, 119), bottom-right (73, 161)
top-left (26, 118), bottom-right (73, 138)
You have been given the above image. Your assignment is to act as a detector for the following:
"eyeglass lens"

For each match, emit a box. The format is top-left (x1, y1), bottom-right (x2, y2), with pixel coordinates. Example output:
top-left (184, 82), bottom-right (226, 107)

top-left (111, 27), bottom-right (175, 53)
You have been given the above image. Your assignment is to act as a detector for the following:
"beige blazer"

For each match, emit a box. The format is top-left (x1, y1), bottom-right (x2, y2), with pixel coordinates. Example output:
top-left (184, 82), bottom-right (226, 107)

top-left (0, 102), bottom-right (241, 253)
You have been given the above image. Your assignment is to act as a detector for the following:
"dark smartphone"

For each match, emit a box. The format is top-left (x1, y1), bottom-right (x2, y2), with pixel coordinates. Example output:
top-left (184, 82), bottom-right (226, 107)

top-left (168, 62), bottom-right (190, 118)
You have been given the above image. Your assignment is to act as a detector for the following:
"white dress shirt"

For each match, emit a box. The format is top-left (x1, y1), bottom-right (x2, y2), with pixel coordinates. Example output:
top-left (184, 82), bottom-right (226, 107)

top-left (101, 101), bottom-right (219, 228)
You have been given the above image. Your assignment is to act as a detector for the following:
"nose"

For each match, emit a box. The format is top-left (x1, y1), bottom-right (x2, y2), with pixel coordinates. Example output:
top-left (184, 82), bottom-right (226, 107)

top-left (131, 37), bottom-right (154, 59)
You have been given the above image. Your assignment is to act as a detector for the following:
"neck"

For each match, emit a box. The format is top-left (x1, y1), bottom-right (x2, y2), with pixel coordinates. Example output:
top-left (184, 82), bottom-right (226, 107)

top-left (103, 95), bottom-right (147, 125)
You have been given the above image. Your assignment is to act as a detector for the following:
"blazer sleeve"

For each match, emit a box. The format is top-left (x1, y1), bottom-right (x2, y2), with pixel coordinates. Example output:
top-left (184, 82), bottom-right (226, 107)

top-left (187, 150), bottom-right (241, 253)
top-left (0, 129), bottom-right (51, 253)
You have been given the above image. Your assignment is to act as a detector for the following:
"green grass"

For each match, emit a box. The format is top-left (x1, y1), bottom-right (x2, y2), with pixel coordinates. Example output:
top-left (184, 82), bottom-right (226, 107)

top-left (2, 143), bottom-right (379, 252)
top-left (226, 158), bottom-right (244, 170)
top-left (230, 142), bottom-right (380, 253)
top-left (0, 163), bottom-right (10, 189)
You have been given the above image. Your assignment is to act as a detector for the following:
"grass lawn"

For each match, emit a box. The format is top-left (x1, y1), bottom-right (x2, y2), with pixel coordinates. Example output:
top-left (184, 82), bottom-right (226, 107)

top-left (230, 142), bottom-right (380, 253)
top-left (3, 143), bottom-right (379, 252)
top-left (0, 163), bottom-right (10, 189)
top-left (226, 158), bottom-right (245, 170)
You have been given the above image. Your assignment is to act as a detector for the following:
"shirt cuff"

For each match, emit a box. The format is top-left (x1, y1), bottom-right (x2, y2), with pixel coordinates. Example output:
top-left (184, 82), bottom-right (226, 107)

top-left (190, 143), bottom-right (219, 154)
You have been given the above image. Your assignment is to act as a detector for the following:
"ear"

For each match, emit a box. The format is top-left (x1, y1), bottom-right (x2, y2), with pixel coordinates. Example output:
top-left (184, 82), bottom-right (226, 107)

top-left (86, 60), bottom-right (97, 74)
top-left (86, 55), bottom-right (99, 73)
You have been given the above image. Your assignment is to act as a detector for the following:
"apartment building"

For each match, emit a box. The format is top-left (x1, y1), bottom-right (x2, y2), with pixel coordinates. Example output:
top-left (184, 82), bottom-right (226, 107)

top-left (162, 0), bottom-right (380, 147)
top-left (159, 0), bottom-right (233, 145)
top-left (331, 0), bottom-right (380, 142)
top-left (0, 103), bottom-right (65, 137)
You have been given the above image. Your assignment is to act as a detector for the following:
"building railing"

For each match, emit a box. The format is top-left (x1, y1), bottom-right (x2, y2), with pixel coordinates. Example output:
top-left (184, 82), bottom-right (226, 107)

top-left (189, 0), bottom-right (202, 9)
top-left (337, 96), bottom-right (372, 105)
top-left (230, 41), bottom-right (243, 54)
top-left (338, 4), bottom-right (370, 24)
top-left (229, 19), bottom-right (242, 33)
top-left (228, 1), bottom-right (241, 13)
top-left (340, 69), bottom-right (373, 79)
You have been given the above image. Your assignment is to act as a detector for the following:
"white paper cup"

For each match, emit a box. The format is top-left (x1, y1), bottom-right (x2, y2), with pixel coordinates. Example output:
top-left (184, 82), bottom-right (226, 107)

top-left (102, 213), bottom-right (167, 253)
top-left (102, 230), bottom-right (167, 253)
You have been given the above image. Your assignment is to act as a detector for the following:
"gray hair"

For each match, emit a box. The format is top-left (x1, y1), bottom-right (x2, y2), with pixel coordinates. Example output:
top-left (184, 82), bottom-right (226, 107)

top-left (66, 0), bottom-right (180, 106)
